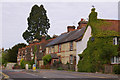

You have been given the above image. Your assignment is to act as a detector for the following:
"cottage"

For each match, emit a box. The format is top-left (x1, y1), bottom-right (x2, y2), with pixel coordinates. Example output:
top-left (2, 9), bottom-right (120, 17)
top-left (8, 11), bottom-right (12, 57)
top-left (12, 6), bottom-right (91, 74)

top-left (77, 8), bottom-right (120, 73)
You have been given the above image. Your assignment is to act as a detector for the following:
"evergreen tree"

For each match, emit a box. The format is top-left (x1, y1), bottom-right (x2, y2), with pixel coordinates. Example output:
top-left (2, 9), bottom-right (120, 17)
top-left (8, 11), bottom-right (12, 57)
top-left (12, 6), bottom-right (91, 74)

top-left (23, 4), bottom-right (51, 43)
top-left (7, 43), bottom-right (26, 62)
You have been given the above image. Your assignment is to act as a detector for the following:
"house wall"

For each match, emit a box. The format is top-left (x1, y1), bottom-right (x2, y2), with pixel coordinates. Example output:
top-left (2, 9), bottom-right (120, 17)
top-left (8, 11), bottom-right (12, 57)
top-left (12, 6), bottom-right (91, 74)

top-left (39, 60), bottom-right (44, 67)
top-left (76, 26), bottom-right (92, 71)
top-left (46, 41), bottom-right (76, 64)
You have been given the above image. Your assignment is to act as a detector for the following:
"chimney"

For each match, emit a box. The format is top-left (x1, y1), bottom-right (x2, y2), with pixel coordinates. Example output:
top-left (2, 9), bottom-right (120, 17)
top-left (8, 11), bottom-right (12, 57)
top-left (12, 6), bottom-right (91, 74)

top-left (77, 18), bottom-right (87, 29)
top-left (41, 35), bottom-right (46, 41)
top-left (81, 18), bottom-right (84, 21)
top-left (67, 26), bottom-right (75, 32)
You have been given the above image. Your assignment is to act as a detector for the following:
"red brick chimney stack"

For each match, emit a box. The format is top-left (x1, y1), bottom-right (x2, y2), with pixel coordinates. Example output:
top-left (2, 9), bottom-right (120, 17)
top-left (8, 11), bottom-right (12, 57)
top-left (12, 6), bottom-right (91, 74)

top-left (41, 35), bottom-right (46, 42)
top-left (81, 18), bottom-right (84, 21)
top-left (67, 26), bottom-right (75, 32)
top-left (77, 18), bottom-right (87, 29)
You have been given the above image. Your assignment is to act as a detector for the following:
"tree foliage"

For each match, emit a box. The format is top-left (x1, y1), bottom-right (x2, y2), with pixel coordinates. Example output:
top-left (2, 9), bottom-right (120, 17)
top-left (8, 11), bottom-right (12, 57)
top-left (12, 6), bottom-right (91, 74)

top-left (22, 4), bottom-right (51, 43)
top-left (7, 43), bottom-right (26, 62)
top-left (2, 52), bottom-right (8, 67)
top-left (78, 37), bottom-right (118, 72)
top-left (20, 58), bottom-right (25, 69)
top-left (42, 54), bottom-right (52, 65)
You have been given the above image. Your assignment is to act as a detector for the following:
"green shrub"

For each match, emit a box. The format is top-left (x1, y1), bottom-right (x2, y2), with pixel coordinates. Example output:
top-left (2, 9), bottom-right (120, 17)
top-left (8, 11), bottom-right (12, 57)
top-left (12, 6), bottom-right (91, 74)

top-left (28, 64), bottom-right (31, 69)
top-left (113, 65), bottom-right (120, 74)
top-left (42, 54), bottom-right (52, 65)
top-left (20, 58), bottom-right (25, 69)
top-left (14, 63), bottom-right (18, 68)
top-left (57, 67), bottom-right (63, 70)
top-left (13, 63), bottom-right (21, 69)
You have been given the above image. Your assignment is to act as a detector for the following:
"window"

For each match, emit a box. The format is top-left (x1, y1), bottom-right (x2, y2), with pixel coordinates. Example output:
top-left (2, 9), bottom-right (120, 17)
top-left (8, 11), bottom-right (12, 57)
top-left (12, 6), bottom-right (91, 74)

top-left (58, 56), bottom-right (61, 61)
top-left (70, 55), bottom-right (73, 64)
top-left (52, 46), bottom-right (55, 53)
top-left (70, 42), bottom-right (73, 51)
top-left (58, 44), bottom-right (61, 53)
top-left (40, 46), bottom-right (42, 49)
top-left (39, 50), bottom-right (42, 53)
top-left (54, 60), bottom-right (56, 63)
top-left (25, 50), bottom-right (27, 53)
top-left (23, 54), bottom-right (25, 56)
top-left (31, 48), bottom-right (33, 51)
top-left (31, 56), bottom-right (34, 60)
top-left (113, 37), bottom-right (119, 45)
top-left (31, 52), bottom-right (33, 56)
top-left (111, 56), bottom-right (120, 64)
top-left (49, 47), bottom-right (52, 54)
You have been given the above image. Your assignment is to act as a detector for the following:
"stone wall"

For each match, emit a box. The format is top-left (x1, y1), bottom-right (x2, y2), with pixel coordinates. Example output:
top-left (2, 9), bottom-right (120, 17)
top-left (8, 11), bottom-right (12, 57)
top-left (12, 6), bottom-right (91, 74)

top-left (104, 65), bottom-right (113, 73)
top-left (6, 63), bottom-right (16, 70)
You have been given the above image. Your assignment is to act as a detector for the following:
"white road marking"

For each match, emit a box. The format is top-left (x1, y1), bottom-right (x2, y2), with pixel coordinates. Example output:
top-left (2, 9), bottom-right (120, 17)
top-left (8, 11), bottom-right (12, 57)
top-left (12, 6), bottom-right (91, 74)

top-left (25, 72), bottom-right (39, 77)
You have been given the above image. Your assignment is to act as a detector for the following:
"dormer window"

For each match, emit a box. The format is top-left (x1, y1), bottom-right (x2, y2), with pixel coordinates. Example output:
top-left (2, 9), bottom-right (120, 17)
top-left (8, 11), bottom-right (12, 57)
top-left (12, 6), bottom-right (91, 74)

top-left (70, 42), bottom-right (73, 51)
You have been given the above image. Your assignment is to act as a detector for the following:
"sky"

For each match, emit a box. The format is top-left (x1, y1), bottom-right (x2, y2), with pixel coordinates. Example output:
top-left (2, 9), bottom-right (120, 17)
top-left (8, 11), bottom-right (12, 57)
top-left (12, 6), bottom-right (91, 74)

top-left (1, 1), bottom-right (119, 49)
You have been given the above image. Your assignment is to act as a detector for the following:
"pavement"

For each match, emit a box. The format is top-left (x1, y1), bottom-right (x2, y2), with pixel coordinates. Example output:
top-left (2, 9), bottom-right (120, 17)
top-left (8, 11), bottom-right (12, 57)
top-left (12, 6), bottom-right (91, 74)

top-left (1, 69), bottom-right (120, 80)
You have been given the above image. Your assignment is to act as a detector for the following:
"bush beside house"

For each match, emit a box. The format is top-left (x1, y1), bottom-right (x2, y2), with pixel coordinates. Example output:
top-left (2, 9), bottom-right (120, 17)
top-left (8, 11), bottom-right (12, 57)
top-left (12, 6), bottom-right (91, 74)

top-left (42, 54), bottom-right (52, 65)
top-left (113, 64), bottom-right (120, 74)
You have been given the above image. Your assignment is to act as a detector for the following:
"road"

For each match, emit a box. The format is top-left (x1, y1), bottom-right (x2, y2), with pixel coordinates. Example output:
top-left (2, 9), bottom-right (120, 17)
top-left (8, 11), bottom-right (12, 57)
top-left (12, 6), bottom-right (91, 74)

top-left (2, 69), bottom-right (119, 80)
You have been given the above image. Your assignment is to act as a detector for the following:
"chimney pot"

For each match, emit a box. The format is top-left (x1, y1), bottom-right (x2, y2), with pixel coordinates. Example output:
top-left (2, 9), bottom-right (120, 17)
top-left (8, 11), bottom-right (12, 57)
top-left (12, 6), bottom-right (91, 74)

top-left (81, 18), bottom-right (84, 21)
top-left (67, 26), bottom-right (75, 32)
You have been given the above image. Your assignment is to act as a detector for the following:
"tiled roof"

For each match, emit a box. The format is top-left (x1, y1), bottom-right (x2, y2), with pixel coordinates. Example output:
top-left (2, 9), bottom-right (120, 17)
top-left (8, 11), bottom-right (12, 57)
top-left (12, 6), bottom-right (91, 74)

top-left (36, 38), bottom-right (55, 60)
top-left (46, 27), bottom-right (86, 47)
top-left (101, 19), bottom-right (120, 32)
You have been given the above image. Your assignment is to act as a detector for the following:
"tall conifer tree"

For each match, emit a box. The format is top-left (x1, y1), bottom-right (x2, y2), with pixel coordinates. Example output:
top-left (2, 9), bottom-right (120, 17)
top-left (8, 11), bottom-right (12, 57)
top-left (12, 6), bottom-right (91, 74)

top-left (23, 4), bottom-right (50, 43)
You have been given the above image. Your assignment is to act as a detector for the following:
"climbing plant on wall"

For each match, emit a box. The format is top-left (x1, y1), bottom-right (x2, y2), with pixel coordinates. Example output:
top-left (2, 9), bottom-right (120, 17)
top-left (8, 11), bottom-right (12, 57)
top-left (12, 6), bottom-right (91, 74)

top-left (78, 8), bottom-right (119, 73)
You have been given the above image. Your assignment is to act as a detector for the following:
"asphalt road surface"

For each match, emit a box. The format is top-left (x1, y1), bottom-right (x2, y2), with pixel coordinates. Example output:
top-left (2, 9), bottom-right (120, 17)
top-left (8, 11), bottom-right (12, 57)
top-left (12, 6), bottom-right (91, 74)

top-left (2, 69), bottom-right (119, 80)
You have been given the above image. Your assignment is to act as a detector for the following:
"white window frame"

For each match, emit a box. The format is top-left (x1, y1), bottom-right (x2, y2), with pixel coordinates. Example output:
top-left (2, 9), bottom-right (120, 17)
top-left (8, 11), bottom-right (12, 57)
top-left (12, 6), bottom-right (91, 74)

top-left (49, 47), bottom-right (51, 54)
top-left (39, 50), bottom-right (42, 53)
top-left (31, 48), bottom-right (33, 51)
top-left (70, 55), bottom-right (73, 64)
top-left (111, 56), bottom-right (120, 64)
top-left (31, 52), bottom-right (33, 56)
top-left (40, 46), bottom-right (42, 49)
top-left (113, 37), bottom-right (119, 45)
top-left (58, 44), bottom-right (61, 53)
top-left (70, 42), bottom-right (73, 51)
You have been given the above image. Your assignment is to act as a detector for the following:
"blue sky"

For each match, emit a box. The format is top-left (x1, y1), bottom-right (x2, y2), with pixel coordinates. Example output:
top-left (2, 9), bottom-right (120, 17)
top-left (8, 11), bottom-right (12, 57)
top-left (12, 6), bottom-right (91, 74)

top-left (1, 1), bottom-right (119, 49)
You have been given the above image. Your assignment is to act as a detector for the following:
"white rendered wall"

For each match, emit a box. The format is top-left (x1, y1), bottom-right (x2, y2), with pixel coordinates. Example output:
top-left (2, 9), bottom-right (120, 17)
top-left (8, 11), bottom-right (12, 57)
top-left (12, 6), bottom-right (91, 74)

top-left (75, 26), bottom-right (92, 71)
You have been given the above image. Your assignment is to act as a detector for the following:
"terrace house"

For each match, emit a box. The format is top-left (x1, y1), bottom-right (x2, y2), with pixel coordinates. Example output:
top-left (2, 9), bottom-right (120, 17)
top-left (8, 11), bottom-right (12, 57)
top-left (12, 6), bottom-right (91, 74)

top-left (17, 36), bottom-right (54, 67)
top-left (45, 19), bottom-right (87, 70)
